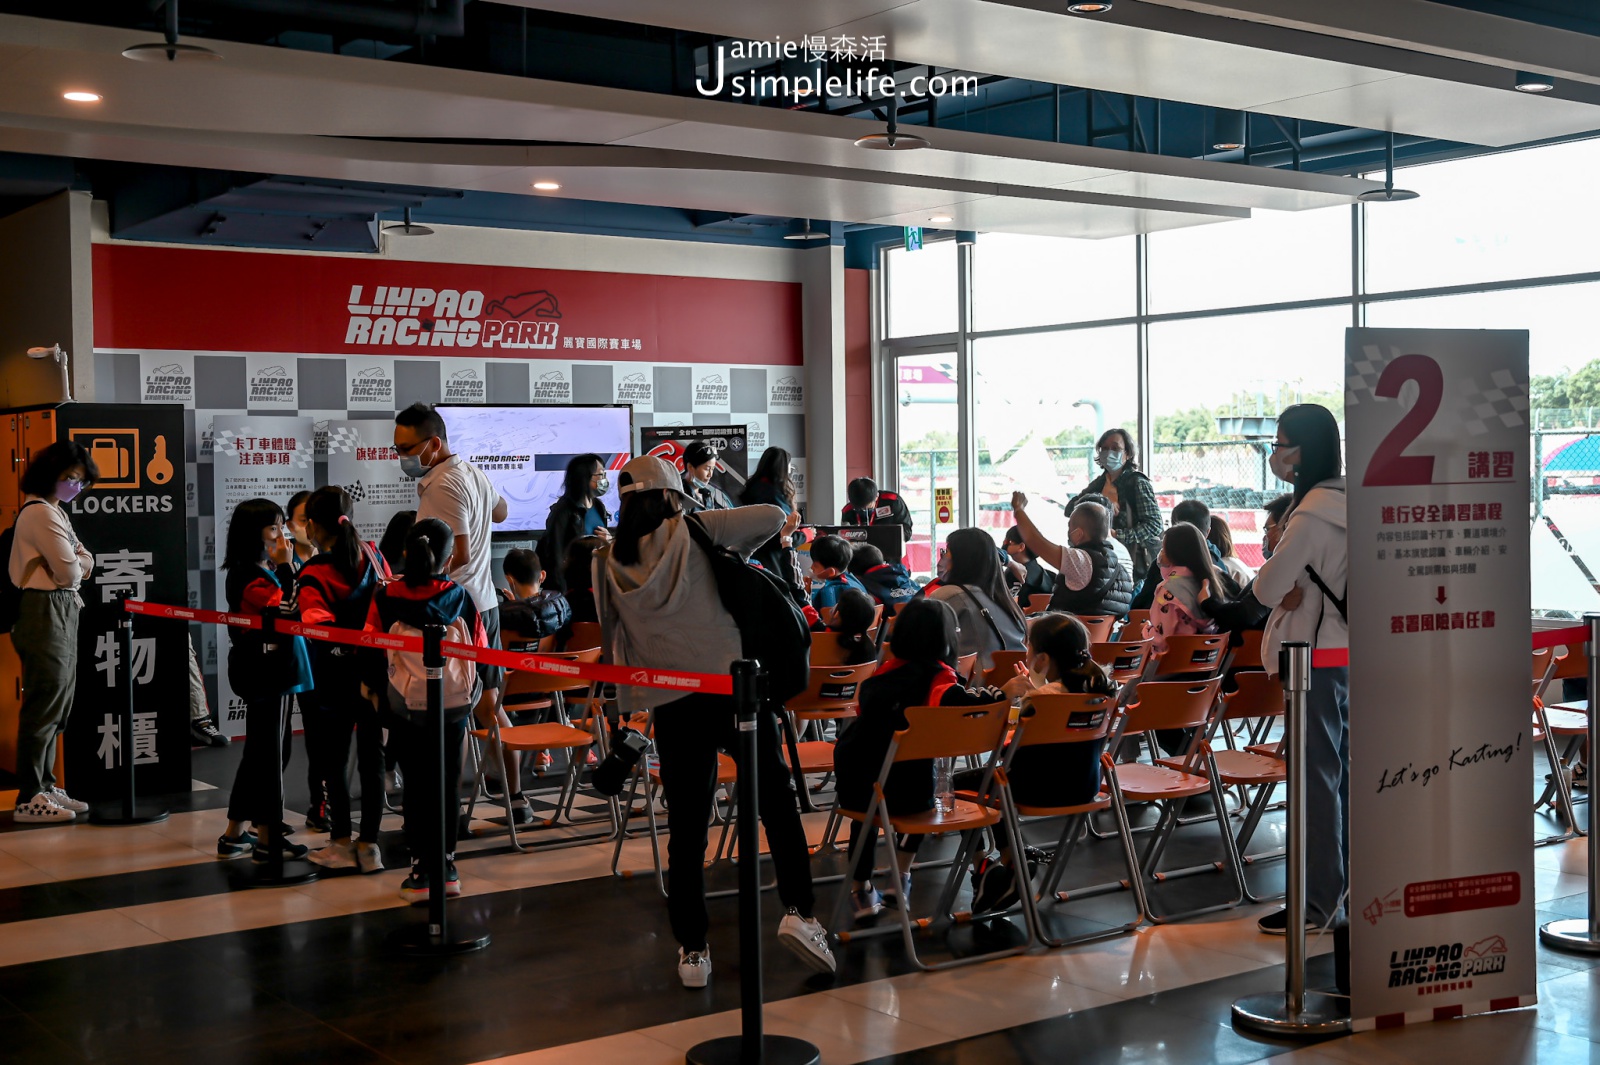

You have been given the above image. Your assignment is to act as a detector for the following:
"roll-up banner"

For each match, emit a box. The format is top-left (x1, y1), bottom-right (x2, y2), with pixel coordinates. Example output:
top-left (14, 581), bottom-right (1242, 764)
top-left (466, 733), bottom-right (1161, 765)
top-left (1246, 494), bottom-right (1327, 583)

top-left (325, 420), bottom-right (413, 549)
top-left (58, 404), bottom-right (192, 799)
top-left (211, 416), bottom-right (315, 738)
top-left (1345, 328), bottom-right (1534, 1028)
top-left (640, 424), bottom-right (750, 503)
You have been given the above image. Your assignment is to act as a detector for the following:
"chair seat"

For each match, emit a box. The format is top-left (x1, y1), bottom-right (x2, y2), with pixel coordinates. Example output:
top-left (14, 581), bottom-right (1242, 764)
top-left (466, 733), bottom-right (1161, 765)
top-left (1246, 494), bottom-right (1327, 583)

top-left (1114, 761), bottom-right (1212, 800)
top-left (1245, 742), bottom-right (1281, 758)
top-left (1015, 793), bottom-right (1112, 817)
top-left (834, 797), bottom-right (1002, 834)
top-left (473, 722), bottom-right (594, 752)
top-left (783, 740), bottom-right (836, 773)
top-left (793, 707), bottom-right (858, 721)
top-left (1208, 750), bottom-right (1286, 786)
top-left (1543, 708), bottom-right (1588, 734)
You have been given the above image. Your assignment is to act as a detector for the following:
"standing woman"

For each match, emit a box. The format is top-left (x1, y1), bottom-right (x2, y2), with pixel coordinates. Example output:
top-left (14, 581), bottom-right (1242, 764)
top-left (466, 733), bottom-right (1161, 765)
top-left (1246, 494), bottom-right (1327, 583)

top-left (597, 455), bottom-right (835, 987)
top-left (740, 446), bottom-right (806, 580)
top-left (1067, 429), bottom-right (1162, 584)
top-left (680, 441), bottom-right (732, 513)
top-left (1251, 404), bottom-right (1347, 935)
top-left (9, 442), bottom-right (96, 824)
top-left (538, 454), bottom-right (610, 592)
top-left (928, 528), bottom-right (1027, 672)
top-left (215, 499), bottom-right (314, 863)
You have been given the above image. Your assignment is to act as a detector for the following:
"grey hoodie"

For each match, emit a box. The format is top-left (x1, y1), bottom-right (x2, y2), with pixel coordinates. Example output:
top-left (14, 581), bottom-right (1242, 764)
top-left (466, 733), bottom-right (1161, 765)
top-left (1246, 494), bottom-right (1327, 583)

top-left (595, 505), bottom-right (785, 712)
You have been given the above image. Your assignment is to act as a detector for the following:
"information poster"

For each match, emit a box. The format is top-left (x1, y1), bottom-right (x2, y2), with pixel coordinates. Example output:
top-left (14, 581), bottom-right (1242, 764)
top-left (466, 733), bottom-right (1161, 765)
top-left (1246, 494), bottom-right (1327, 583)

top-left (640, 424), bottom-right (749, 503)
top-left (1345, 328), bottom-right (1535, 1027)
top-left (211, 416), bottom-right (315, 738)
top-left (59, 404), bottom-right (192, 799)
top-left (326, 419), bottom-right (413, 548)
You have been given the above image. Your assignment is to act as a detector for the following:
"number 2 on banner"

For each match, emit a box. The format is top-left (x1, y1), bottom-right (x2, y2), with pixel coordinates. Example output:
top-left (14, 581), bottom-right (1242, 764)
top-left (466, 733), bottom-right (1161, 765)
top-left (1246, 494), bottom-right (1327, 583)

top-left (1363, 353), bottom-right (1444, 487)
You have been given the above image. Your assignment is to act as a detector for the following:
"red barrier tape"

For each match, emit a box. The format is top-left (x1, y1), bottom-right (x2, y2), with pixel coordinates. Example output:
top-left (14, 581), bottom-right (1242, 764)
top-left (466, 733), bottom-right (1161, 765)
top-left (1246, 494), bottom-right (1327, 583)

top-left (125, 600), bottom-right (732, 695)
top-left (1304, 625), bottom-right (1591, 670)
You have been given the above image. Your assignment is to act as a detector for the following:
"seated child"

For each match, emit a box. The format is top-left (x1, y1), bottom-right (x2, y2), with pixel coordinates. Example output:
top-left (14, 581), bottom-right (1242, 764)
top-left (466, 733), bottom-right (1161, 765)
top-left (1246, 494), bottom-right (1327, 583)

top-left (1150, 522), bottom-right (1222, 655)
top-left (826, 588), bottom-right (879, 664)
top-left (498, 547), bottom-right (572, 650)
top-left (809, 534), bottom-right (867, 613)
top-left (847, 543), bottom-right (920, 613)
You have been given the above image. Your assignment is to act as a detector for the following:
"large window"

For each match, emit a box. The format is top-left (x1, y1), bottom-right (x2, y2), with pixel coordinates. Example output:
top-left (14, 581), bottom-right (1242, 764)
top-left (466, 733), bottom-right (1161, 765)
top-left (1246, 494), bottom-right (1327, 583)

top-left (885, 240), bottom-right (958, 338)
top-left (1147, 204), bottom-right (1350, 314)
top-left (974, 233), bottom-right (1135, 329)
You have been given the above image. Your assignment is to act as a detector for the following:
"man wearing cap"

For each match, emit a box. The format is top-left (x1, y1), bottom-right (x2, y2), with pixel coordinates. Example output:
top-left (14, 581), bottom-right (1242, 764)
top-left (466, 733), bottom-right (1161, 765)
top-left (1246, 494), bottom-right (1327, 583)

top-left (594, 455), bottom-right (832, 989)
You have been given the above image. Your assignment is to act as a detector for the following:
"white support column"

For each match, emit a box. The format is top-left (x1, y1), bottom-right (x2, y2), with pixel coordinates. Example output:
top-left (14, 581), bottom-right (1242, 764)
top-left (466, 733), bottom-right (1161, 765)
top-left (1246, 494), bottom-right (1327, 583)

top-left (0, 190), bottom-right (94, 405)
top-left (801, 241), bottom-right (847, 520)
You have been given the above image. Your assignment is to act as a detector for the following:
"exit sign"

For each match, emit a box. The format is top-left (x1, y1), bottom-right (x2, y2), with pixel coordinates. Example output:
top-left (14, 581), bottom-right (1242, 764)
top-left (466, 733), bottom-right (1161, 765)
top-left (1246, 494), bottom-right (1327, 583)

top-left (903, 226), bottom-right (924, 251)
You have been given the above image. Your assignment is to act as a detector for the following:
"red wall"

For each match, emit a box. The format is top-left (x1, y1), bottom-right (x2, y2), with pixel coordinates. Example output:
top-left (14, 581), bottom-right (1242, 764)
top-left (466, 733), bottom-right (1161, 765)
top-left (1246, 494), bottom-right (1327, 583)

top-left (844, 267), bottom-right (873, 481)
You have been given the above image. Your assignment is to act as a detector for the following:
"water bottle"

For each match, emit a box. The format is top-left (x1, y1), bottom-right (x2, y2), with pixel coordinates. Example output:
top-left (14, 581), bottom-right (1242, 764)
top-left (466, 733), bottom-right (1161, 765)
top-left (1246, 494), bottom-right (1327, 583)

top-left (934, 757), bottom-right (955, 816)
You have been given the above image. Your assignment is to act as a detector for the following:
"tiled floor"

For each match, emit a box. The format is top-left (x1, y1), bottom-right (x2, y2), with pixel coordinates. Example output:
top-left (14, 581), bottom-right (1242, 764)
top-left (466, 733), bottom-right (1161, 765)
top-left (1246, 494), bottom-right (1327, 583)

top-left (0, 738), bottom-right (1596, 1065)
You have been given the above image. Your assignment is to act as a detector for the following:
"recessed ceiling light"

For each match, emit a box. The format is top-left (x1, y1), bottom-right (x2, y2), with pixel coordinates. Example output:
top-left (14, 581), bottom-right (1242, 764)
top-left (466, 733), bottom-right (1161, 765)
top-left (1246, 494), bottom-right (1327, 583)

top-left (929, 215), bottom-right (953, 224)
top-left (532, 181), bottom-right (561, 191)
top-left (63, 91), bottom-right (102, 103)
top-left (1067, 2), bottom-right (1113, 12)
top-left (1515, 71), bottom-right (1555, 93)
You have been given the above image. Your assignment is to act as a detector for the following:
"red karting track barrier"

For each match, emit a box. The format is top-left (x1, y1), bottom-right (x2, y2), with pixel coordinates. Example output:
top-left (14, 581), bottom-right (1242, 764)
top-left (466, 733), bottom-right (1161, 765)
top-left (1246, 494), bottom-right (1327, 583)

top-left (1306, 623), bottom-right (1591, 669)
top-left (125, 599), bottom-right (734, 696)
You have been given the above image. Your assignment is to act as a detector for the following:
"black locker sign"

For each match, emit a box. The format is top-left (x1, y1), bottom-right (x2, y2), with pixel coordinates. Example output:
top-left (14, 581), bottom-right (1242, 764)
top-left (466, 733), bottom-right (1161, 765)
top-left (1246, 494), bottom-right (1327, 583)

top-left (59, 403), bottom-right (191, 800)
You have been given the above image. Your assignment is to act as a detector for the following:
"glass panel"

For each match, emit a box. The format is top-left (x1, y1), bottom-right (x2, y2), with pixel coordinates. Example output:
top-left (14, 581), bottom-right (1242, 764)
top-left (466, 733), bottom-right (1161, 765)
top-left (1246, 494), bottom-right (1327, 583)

top-left (973, 326), bottom-right (1138, 557)
top-left (1366, 284), bottom-right (1600, 615)
top-left (895, 352), bottom-right (961, 579)
top-left (1147, 305), bottom-right (1349, 569)
top-left (1148, 205), bottom-right (1350, 314)
top-left (1365, 138), bottom-right (1600, 293)
top-left (885, 241), bottom-right (958, 338)
top-left (973, 233), bottom-right (1135, 330)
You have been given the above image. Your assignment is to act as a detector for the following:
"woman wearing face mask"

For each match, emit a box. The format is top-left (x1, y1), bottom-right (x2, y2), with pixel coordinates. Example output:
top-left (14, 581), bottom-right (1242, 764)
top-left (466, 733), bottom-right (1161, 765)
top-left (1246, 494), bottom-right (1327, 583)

top-left (1066, 428), bottom-right (1162, 584)
top-left (8, 443), bottom-right (97, 824)
top-left (680, 441), bottom-right (732, 513)
top-left (1250, 404), bottom-right (1348, 937)
top-left (537, 453), bottom-right (611, 593)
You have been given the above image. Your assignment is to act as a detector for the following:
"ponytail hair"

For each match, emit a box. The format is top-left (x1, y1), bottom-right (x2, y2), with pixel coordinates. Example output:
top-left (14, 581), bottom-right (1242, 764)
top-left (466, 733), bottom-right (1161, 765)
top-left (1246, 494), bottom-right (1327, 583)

top-left (305, 486), bottom-right (362, 579)
top-left (1028, 613), bottom-right (1116, 696)
top-left (830, 588), bottom-right (878, 665)
top-left (403, 518), bottom-right (453, 587)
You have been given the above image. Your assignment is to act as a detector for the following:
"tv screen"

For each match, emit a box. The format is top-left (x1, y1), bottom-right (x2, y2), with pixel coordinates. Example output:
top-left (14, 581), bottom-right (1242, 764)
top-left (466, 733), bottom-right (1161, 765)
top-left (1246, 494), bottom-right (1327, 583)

top-left (437, 404), bottom-right (631, 534)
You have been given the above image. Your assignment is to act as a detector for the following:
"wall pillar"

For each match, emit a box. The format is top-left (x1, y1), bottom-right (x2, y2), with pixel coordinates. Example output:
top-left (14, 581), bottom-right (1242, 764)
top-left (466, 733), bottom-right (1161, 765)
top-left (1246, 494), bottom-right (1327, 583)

top-left (0, 191), bottom-right (93, 406)
top-left (801, 241), bottom-right (846, 518)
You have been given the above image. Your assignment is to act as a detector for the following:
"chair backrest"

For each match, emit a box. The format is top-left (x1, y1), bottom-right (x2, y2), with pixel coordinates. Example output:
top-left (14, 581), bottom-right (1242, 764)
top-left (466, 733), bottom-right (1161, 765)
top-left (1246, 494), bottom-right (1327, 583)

top-left (811, 631), bottom-right (869, 666)
top-left (1229, 629), bottom-right (1264, 672)
top-left (504, 647), bottom-right (603, 698)
top-left (1552, 642), bottom-right (1589, 682)
top-left (503, 630), bottom-right (558, 654)
top-left (1090, 639), bottom-right (1153, 683)
top-left (1120, 677), bottom-right (1223, 736)
top-left (956, 652), bottom-right (979, 683)
top-left (1026, 593), bottom-right (1053, 615)
top-left (1151, 633), bottom-right (1229, 679)
top-left (1118, 609), bottom-right (1150, 641)
top-left (1073, 614), bottom-right (1115, 644)
top-left (566, 620), bottom-right (603, 652)
top-left (1532, 646), bottom-right (1558, 698)
top-left (1013, 692), bottom-right (1116, 749)
top-left (893, 701), bottom-right (1011, 763)
top-left (1220, 671), bottom-right (1282, 721)
top-left (785, 661), bottom-right (877, 714)
top-left (984, 649), bottom-right (1027, 688)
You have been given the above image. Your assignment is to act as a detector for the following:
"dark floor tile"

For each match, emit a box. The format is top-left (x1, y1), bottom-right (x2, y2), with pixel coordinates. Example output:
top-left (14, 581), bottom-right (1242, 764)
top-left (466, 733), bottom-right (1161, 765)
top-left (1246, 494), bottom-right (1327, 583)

top-left (119, 1021), bottom-right (399, 1065)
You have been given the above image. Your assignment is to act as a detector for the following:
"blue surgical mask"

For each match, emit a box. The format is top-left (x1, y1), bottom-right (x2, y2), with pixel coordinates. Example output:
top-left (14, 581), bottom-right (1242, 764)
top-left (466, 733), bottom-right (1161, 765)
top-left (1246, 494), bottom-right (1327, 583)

top-left (595, 475), bottom-right (612, 496)
top-left (1096, 449), bottom-right (1125, 472)
top-left (399, 454), bottom-right (427, 479)
top-left (1261, 543), bottom-right (1274, 561)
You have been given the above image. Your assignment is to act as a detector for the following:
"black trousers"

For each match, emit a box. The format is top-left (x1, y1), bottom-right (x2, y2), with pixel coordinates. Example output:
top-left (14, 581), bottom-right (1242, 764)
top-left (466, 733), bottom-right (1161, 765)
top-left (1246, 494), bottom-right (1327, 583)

top-left (391, 704), bottom-right (469, 864)
top-left (311, 688), bottom-right (386, 843)
top-left (299, 690), bottom-right (326, 809)
top-left (652, 694), bottom-right (816, 952)
top-left (228, 695), bottom-right (291, 826)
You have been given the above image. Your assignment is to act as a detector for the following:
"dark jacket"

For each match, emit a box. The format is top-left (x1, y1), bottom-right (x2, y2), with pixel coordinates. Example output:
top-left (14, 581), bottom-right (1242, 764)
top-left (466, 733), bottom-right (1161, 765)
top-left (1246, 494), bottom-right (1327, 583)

top-left (841, 489), bottom-right (913, 535)
top-left (226, 563), bottom-right (313, 702)
top-left (360, 576), bottom-right (484, 697)
top-left (499, 588), bottom-right (573, 648)
top-left (683, 473), bottom-right (733, 514)
top-left (856, 561), bottom-right (921, 612)
top-left (1050, 539), bottom-right (1135, 619)
top-left (1007, 557), bottom-right (1056, 604)
top-left (1068, 468), bottom-right (1161, 583)
top-left (295, 547), bottom-right (390, 691)
top-left (739, 477), bottom-right (808, 576)
top-left (1199, 578), bottom-right (1271, 634)
top-left (537, 495), bottom-right (610, 593)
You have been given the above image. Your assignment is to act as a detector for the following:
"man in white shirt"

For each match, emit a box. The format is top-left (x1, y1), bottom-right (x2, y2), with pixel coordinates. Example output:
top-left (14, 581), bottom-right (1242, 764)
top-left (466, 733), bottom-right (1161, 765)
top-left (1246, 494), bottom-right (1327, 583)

top-left (392, 404), bottom-right (529, 823)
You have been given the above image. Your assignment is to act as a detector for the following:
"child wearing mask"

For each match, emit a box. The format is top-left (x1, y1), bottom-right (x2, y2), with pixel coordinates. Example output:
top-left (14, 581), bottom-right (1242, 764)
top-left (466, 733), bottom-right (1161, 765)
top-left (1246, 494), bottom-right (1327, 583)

top-left (964, 613), bottom-right (1118, 912)
top-left (847, 543), bottom-right (919, 613)
top-left (809, 535), bottom-right (867, 614)
top-left (498, 548), bottom-right (572, 648)
top-left (832, 599), bottom-right (1007, 919)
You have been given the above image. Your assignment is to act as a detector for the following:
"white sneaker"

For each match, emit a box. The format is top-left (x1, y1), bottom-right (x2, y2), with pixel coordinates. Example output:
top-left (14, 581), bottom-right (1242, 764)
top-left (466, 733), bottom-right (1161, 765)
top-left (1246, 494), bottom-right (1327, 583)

top-left (307, 839), bottom-right (358, 870)
top-left (777, 910), bottom-right (838, 975)
top-left (14, 793), bottom-right (74, 824)
top-left (46, 787), bottom-right (89, 814)
top-left (355, 841), bottom-right (385, 875)
top-left (678, 947), bottom-right (712, 988)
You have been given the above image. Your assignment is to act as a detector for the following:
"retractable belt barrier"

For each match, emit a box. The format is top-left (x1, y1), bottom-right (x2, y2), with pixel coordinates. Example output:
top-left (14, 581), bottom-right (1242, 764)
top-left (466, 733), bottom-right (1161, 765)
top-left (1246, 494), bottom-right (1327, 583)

top-left (124, 599), bottom-right (734, 696)
top-left (1302, 623), bottom-right (1590, 670)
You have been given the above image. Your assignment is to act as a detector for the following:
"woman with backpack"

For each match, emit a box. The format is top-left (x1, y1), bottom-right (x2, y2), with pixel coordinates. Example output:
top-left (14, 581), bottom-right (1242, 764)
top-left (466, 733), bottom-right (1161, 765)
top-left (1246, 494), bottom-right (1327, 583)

top-left (595, 455), bottom-right (836, 988)
top-left (361, 517), bottom-right (486, 904)
top-left (297, 487), bottom-right (392, 874)
top-left (8, 441), bottom-right (97, 825)
top-left (927, 528), bottom-right (1026, 672)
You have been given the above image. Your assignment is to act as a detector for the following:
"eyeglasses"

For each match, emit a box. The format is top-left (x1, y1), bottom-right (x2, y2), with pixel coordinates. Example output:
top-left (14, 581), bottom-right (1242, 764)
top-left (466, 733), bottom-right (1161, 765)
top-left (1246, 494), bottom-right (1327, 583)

top-left (392, 437), bottom-right (434, 457)
top-left (1269, 441), bottom-right (1296, 452)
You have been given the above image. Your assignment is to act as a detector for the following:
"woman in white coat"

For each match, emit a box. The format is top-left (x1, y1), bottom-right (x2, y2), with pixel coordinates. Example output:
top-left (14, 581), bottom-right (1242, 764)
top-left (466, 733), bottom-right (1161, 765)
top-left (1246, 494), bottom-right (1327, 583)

top-left (1251, 404), bottom-right (1348, 936)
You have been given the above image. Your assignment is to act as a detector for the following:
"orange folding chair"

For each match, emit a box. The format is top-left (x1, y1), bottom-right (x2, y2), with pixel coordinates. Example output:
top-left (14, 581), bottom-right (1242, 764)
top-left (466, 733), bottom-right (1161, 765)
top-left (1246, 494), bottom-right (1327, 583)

top-left (811, 631), bottom-right (876, 666)
top-left (1118, 610), bottom-right (1150, 641)
top-left (1150, 633), bottom-right (1230, 681)
top-left (1072, 615), bottom-right (1116, 644)
top-left (779, 662), bottom-right (877, 815)
top-left (1091, 639), bottom-right (1153, 687)
top-left (1228, 630), bottom-right (1265, 672)
top-left (565, 620), bottom-right (603, 652)
top-left (984, 649), bottom-right (1027, 689)
top-left (1103, 677), bottom-right (1244, 922)
top-left (1026, 593), bottom-right (1053, 616)
top-left (956, 652), bottom-right (979, 683)
top-left (1533, 645), bottom-right (1589, 845)
top-left (827, 701), bottom-right (1021, 970)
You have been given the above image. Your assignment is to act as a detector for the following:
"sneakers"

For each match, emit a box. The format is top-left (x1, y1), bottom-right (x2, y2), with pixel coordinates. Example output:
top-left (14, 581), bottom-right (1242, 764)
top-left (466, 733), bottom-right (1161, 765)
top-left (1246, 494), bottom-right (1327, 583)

top-left (304, 802), bottom-right (331, 833)
top-left (216, 831), bottom-right (255, 859)
top-left (852, 884), bottom-right (885, 920)
top-left (13, 793), bottom-right (74, 824)
top-left (678, 947), bottom-right (712, 988)
top-left (355, 841), bottom-right (384, 875)
top-left (46, 787), bottom-right (89, 814)
top-left (508, 797), bottom-right (535, 826)
top-left (970, 856), bottom-right (1019, 914)
top-left (401, 862), bottom-right (464, 903)
top-left (190, 717), bottom-right (228, 747)
top-left (1257, 908), bottom-right (1337, 935)
top-left (882, 872), bottom-right (913, 909)
top-left (777, 910), bottom-right (838, 975)
top-left (445, 861), bottom-right (462, 898)
top-left (252, 837), bottom-right (310, 864)
top-left (307, 839), bottom-right (357, 870)
top-left (533, 752), bottom-right (553, 773)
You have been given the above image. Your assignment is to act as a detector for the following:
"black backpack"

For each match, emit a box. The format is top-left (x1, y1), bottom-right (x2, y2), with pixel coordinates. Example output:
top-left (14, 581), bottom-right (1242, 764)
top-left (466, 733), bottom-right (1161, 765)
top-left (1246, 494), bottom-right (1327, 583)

top-left (0, 501), bottom-right (46, 634)
top-left (685, 514), bottom-right (812, 706)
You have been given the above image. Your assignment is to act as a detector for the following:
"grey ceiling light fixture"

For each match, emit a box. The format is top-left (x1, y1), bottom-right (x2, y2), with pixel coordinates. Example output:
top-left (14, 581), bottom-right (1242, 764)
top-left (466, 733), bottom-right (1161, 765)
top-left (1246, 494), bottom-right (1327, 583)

top-left (1066, 2), bottom-right (1114, 11)
top-left (854, 92), bottom-right (930, 151)
top-left (1211, 110), bottom-right (1246, 152)
top-left (1358, 132), bottom-right (1419, 203)
top-left (1515, 71), bottom-right (1555, 93)
top-left (123, 0), bottom-right (222, 62)
top-left (385, 207), bottom-right (434, 236)
top-left (783, 219), bottom-right (830, 241)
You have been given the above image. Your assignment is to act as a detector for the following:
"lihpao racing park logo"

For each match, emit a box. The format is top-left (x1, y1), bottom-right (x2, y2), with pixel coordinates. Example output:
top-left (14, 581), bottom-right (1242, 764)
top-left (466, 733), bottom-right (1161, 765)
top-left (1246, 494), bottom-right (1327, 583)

top-left (344, 285), bottom-right (563, 350)
top-left (1388, 936), bottom-right (1508, 990)
top-left (695, 35), bottom-right (977, 104)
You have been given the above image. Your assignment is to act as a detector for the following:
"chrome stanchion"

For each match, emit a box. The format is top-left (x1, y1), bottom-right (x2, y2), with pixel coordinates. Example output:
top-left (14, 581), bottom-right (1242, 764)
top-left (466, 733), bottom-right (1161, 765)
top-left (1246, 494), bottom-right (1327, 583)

top-left (1541, 613), bottom-right (1600, 953)
top-left (1232, 641), bottom-right (1351, 1036)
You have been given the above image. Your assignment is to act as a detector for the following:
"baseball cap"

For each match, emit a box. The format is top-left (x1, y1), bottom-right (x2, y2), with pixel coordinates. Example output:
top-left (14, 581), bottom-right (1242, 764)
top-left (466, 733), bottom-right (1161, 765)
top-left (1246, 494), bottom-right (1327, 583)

top-left (617, 454), bottom-right (693, 504)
